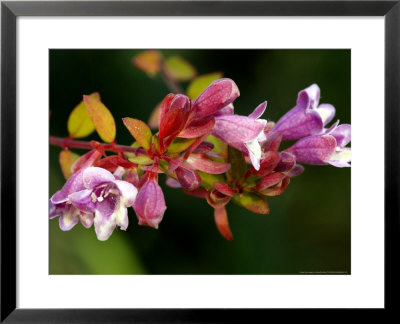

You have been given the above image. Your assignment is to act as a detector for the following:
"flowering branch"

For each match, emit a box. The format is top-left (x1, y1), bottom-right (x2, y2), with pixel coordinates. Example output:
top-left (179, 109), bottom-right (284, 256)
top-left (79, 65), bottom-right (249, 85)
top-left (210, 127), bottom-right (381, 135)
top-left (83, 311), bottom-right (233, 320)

top-left (49, 136), bottom-right (143, 154)
top-left (49, 52), bottom-right (351, 242)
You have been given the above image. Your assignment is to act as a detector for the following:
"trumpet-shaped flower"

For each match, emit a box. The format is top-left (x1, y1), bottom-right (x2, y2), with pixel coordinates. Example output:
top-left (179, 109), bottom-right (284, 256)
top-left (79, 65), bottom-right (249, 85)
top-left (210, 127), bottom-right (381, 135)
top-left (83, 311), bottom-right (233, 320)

top-left (326, 123), bottom-right (351, 167)
top-left (49, 200), bottom-right (94, 230)
top-left (285, 123), bottom-right (351, 167)
top-left (50, 168), bottom-right (94, 230)
top-left (270, 84), bottom-right (336, 140)
top-left (212, 102), bottom-right (268, 170)
top-left (68, 167), bottom-right (138, 241)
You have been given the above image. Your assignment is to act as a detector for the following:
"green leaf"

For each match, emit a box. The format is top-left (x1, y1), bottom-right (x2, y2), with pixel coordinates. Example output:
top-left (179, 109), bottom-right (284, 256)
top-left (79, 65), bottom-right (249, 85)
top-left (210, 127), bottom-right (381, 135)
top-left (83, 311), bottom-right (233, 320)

top-left (122, 118), bottom-right (152, 150)
top-left (233, 192), bottom-right (270, 215)
top-left (131, 141), bottom-right (142, 148)
top-left (59, 149), bottom-right (80, 179)
top-left (227, 146), bottom-right (246, 181)
top-left (158, 160), bottom-right (170, 173)
top-left (152, 134), bottom-right (160, 152)
top-left (205, 135), bottom-right (225, 154)
top-left (83, 95), bottom-right (116, 143)
top-left (128, 155), bottom-right (154, 165)
top-left (132, 50), bottom-right (161, 76)
top-left (164, 55), bottom-right (197, 81)
top-left (187, 72), bottom-right (223, 100)
top-left (243, 174), bottom-right (259, 189)
top-left (67, 92), bottom-right (98, 138)
top-left (197, 171), bottom-right (225, 190)
top-left (167, 138), bottom-right (196, 154)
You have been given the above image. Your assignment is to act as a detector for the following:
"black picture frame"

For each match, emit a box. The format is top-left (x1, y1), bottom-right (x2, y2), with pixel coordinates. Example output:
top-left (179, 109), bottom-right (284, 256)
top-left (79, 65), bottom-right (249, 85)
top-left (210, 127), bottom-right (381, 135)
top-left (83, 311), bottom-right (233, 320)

top-left (1, 0), bottom-right (399, 321)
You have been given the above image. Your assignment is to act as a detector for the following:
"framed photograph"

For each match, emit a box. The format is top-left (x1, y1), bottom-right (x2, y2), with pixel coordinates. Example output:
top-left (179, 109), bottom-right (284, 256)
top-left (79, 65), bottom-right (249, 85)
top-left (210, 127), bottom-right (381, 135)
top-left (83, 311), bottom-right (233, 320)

top-left (1, 0), bottom-right (398, 321)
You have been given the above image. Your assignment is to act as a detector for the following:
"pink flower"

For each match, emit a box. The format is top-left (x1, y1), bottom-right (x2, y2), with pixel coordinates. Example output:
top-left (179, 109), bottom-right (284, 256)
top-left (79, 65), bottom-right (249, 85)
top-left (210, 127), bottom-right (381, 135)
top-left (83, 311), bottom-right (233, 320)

top-left (68, 167), bottom-right (138, 241)
top-left (270, 84), bottom-right (336, 140)
top-left (285, 123), bottom-right (351, 167)
top-left (212, 102), bottom-right (268, 170)
top-left (133, 174), bottom-right (167, 229)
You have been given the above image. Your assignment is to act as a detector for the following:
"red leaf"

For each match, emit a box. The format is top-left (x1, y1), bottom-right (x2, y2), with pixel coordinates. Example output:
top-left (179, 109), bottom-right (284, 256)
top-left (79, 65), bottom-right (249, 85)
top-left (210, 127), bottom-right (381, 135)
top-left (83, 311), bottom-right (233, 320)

top-left (158, 93), bottom-right (175, 129)
top-left (252, 151), bottom-right (281, 177)
top-left (71, 150), bottom-right (102, 174)
top-left (259, 177), bottom-right (291, 196)
top-left (262, 132), bottom-right (282, 152)
top-left (140, 165), bottom-right (164, 173)
top-left (179, 116), bottom-right (215, 138)
top-left (168, 157), bottom-right (183, 172)
top-left (94, 155), bottom-right (136, 172)
top-left (214, 183), bottom-right (236, 197)
top-left (186, 155), bottom-right (231, 174)
top-left (159, 108), bottom-right (187, 141)
top-left (182, 187), bottom-right (208, 198)
top-left (170, 94), bottom-right (191, 112)
top-left (214, 207), bottom-right (233, 241)
top-left (206, 189), bottom-right (231, 209)
top-left (256, 172), bottom-right (286, 192)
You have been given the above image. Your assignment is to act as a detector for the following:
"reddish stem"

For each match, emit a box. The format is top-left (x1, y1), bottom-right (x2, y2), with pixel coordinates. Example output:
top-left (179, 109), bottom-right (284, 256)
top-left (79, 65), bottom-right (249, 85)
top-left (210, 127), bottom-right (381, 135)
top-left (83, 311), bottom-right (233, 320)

top-left (49, 136), bottom-right (143, 154)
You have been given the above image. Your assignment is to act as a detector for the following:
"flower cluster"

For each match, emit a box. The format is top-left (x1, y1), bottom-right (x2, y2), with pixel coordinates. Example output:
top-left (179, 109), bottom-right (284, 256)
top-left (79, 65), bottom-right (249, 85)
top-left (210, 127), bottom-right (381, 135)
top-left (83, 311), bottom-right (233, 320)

top-left (271, 84), bottom-right (351, 167)
top-left (50, 79), bottom-right (351, 241)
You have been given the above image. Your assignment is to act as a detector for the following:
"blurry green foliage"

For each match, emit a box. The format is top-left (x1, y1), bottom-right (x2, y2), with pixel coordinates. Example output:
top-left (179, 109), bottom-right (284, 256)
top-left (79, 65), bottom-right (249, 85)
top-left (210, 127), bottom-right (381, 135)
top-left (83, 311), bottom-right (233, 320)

top-left (164, 55), bottom-right (197, 81)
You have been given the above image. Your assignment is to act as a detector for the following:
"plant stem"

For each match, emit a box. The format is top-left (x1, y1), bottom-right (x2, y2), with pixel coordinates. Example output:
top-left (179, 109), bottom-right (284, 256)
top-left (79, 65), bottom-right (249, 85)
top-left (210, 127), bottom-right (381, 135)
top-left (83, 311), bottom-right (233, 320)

top-left (49, 136), bottom-right (143, 154)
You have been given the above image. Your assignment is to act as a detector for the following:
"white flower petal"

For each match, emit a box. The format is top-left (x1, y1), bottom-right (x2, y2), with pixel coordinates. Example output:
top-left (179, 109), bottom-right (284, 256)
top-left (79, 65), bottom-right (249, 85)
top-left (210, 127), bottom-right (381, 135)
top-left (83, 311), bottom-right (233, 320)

top-left (59, 206), bottom-right (79, 231)
top-left (245, 137), bottom-right (262, 171)
top-left (113, 180), bottom-right (138, 207)
top-left (329, 147), bottom-right (351, 163)
top-left (115, 204), bottom-right (129, 231)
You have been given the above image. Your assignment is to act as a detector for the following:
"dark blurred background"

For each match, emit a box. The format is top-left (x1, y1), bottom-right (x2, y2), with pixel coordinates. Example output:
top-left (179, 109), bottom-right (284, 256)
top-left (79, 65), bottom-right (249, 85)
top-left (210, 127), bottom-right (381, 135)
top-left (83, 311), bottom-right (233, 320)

top-left (49, 49), bottom-right (351, 275)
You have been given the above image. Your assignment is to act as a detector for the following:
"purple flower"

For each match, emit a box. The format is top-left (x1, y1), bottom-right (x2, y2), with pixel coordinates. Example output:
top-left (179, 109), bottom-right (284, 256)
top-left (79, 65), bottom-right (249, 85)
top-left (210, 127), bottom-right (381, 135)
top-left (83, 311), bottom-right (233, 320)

top-left (50, 200), bottom-right (93, 231)
top-left (68, 167), bottom-right (138, 241)
top-left (270, 84), bottom-right (336, 140)
top-left (50, 168), bottom-right (94, 231)
top-left (212, 101), bottom-right (268, 170)
top-left (133, 175), bottom-right (167, 229)
top-left (326, 123), bottom-right (351, 167)
top-left (285, 123), bottom-right (351, 167)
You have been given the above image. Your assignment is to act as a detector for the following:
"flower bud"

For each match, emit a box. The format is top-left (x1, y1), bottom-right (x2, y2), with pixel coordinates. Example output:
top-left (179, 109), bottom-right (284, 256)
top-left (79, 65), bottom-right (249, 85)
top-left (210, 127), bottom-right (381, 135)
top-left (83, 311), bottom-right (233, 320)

top-left (175, 166), bottom-right (201, 191)
top-left (193, 78), bottom-right (239, 117)
top-left (133, 176), bottom-right (167, 229)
